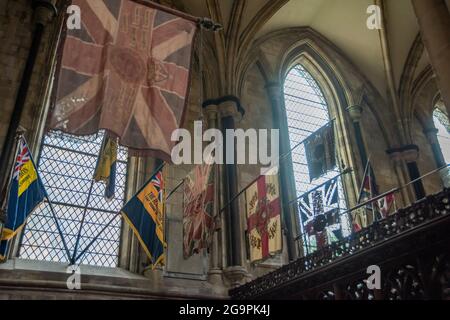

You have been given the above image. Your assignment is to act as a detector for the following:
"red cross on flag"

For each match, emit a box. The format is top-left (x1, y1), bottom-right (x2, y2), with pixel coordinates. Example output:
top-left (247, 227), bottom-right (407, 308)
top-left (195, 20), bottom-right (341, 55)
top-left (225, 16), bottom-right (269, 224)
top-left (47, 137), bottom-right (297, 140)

top-left (246, 175), bottom-right (282, 263)
top-left (50, 0), bottom-right (197, 162)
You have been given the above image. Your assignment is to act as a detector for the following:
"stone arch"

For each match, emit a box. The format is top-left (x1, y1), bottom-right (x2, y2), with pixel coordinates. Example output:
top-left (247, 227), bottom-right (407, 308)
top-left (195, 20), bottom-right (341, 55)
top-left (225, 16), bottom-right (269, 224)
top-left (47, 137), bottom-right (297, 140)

top-left (237, 27), bottom-right (409, 213)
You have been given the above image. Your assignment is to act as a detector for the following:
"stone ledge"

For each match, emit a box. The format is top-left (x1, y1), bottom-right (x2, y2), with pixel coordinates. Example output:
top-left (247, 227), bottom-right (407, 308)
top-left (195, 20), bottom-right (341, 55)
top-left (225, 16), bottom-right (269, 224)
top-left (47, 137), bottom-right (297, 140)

top-left (0, 259), bottom-right (228, 300)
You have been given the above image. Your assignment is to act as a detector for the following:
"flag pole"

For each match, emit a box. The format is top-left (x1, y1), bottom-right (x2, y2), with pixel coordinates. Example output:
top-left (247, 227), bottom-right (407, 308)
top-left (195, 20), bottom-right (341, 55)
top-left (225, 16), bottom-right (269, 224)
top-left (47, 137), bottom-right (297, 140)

top-left (339, 164), bottom-right (449, 219)
top-left (74, 161), bottom-right (167, 265)
top-left (70, 179), bottom-right (95, 265)
top-left (0, 129), bottom-right (25, 222)
top-left (218, 119), bottom-right (338, 215)
top-left (278, 119), bottom-right (336, 165)
top-left (19, 135), bottom-right (72, 263)
top-left (42, 189), bottom-right (72, 262)
top-left (357, 157), bottom-right (371, 204)
top-left (70, 134), bottom-right (108, 265)
top-left (288, 168), bottom-right (353, 206)
top-left (132, 0), bottom-right (223, 30)
top-left (74, 212), bottom-right (121, 264)
top-left (294, 164), bottom-right (449, 243)
top-left (0, 131), bottom-right (24, 261)
top-left (166, 179), bottom-right (185, 201)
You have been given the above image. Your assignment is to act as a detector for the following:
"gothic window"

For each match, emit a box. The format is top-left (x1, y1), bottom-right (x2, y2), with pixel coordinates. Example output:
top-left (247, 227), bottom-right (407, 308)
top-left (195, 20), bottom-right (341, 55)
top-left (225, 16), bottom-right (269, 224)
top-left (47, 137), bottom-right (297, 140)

top-left (433, 108), bottom-right (450, 165)
top-left (19, 131), bottom-right (128, 267)
top-left (284, 64), bottom-right (350, 254)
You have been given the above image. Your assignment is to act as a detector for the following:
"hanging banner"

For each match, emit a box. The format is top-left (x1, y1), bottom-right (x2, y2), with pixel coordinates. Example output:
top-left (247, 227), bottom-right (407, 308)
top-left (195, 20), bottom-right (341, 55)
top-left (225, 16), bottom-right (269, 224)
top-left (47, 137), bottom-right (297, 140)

top-left (183, 163), bottom-right (215, 259)
top-left (50, 0), bottom-right (198, 162)
top-left (304, 123), bottom-right (336, 181)
top-left (246, 175), bottom-right (282, 263)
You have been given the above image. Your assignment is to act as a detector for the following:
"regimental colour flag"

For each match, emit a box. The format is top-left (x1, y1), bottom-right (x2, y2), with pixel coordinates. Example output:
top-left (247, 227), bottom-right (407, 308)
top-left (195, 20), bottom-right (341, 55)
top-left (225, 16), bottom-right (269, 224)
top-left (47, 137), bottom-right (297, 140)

top-left (304, 123), bottom-right (336, 181)
top-left (246, 175), bottom-right (282, 263)
top-left (0, 138), bottom-right (46, 261)
top-left (93, 135), bottom-right (118, 200)
top-left (121, 169), bottom-right (165, 268)
top-left (50, 0), bottom-right (198, 162)
top-left (298, 177), bottom-right (342, 251)
top-left (377, 193), bottom-right (396, 219)
top-left (352, 161), bottom-right (377, 232)
top-left (183, 163), bottom-right (215, 259)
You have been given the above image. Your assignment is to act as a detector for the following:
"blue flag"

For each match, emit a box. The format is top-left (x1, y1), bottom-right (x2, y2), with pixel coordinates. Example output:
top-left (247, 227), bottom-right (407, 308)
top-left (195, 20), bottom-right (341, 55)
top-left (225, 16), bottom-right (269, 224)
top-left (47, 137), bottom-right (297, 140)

top-left (121, 170), bottom-right (165, 268)
top-left (0, 138), bottom-right (46, 261)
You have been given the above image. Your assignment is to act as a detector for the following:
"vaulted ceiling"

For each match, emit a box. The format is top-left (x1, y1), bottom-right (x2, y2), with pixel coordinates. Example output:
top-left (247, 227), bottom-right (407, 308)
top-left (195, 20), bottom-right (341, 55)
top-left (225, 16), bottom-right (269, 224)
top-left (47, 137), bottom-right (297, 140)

top-left (170, 0), bottom-right (447, 100)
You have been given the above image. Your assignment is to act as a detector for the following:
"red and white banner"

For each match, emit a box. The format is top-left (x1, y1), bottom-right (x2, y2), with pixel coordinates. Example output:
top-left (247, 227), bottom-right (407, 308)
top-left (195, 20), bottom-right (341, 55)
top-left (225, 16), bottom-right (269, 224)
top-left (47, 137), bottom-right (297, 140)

top-left (246, 175), bottom-right (282, 263)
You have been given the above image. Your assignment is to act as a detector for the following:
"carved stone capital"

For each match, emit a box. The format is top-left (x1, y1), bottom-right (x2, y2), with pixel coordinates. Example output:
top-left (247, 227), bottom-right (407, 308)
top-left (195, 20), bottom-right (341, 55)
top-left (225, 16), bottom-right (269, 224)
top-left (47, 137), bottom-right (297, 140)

top-left (203, 96), bottom-right (245, 122)
top-left (386, 145), bottom-right (420, 163)
top-left (347, 105), bottom-right (363, 122)
top-left (32, 0), bottom-right (57, 26)
top-left (204, 104), bottom-right (219, 121)
top-left (265, 82), bottom-right (282, 100)
top-left (403, 149), bottom-right (420, 163)
top-left (424, 128), bottom-right (440, 145)
top-left (219, 101), bottom-right (242, 122)
top-left (223, 266), bottom-right (250, 288)
top-left (207, 268), bottom-right (224, 286)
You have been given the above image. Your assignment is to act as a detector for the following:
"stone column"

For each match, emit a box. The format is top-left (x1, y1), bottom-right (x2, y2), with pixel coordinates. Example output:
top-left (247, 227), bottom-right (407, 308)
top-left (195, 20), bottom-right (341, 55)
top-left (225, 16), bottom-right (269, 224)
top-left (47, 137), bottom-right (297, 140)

top-left (119, 156), bottom-right (146, 272)
top-left (0, 0), bottom-right (57, 261)
top-left (387, 151), bottom-right (413, 206)
top-left (412, 0), bottom-right (450, 114)
top-left (424, 128), bottom-right (450, 187)
top-left (265, 82), bottom-right (299, 261)
top-left (387, 146), bottom-right (426, 201)
top-left (142, 158), bottom-right (164, 278)
top-left (347, 105), bottom-right (382, 191)
top-left (204, 104), bottom-right (223, 285)
top-left (220, 99), bottom-right (243, 266)
top-left (347, 106), bottom-right (368, 168)
top-left (204, 96), bottom-right (247, 287)
top-left (405, 151), bottom-right (426, 200)
top-left (0, 0), bottom-right (57, 193)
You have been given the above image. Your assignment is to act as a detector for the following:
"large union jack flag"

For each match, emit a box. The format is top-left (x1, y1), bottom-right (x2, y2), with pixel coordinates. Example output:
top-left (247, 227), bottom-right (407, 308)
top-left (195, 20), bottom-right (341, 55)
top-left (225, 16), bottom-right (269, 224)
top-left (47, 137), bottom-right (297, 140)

top-left (298, 177), bottom-right (342, 251)
top-left (50, 0), bottom-right (197, 162)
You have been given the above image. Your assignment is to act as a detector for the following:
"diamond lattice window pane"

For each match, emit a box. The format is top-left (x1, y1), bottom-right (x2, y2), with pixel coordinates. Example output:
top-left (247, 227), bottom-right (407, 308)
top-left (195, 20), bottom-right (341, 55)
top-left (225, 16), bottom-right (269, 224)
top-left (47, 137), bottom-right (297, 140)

top-left (284, 65), bottom-right (351, 253)
top-left (20, 131), bottom-right (128, 268)
top-left (433, 108), bottom-right (450, 164)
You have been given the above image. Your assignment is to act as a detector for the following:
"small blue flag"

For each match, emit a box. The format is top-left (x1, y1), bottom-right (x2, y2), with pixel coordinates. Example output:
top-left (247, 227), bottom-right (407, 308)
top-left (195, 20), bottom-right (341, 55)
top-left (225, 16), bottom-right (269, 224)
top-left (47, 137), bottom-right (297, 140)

top-left (121, 170), bottom-right (165, 268)
top-left (1, 138), bottom-right (46, 261)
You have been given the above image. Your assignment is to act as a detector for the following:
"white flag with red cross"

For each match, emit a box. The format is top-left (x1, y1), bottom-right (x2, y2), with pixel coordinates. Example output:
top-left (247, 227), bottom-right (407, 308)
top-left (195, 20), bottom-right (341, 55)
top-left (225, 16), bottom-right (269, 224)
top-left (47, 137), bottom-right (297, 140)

top-left (245, 174), bottom-right (282, 263)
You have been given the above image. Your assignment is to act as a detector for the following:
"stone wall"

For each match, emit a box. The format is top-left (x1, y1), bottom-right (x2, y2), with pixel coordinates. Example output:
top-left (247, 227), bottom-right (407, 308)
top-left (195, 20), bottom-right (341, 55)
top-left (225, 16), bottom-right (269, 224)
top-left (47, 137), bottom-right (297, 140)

top-left (0, 0), bottom-right (445, 300)
top-left (0, 0), bottom-right (34, 150)
top-left (0, 0), bottom-right (61, 155)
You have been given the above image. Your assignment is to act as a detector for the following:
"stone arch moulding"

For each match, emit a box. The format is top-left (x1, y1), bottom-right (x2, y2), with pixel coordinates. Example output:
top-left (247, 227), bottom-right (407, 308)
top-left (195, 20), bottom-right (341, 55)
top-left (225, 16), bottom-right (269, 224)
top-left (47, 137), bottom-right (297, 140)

top-left (238, 27), bottom-right (396, 206)
top-left (278, 39), bottom-right (359, 207)
top-left (412, 66), bottom-right (440, 132)
top-left (238, 26), bottom-right (395, 148)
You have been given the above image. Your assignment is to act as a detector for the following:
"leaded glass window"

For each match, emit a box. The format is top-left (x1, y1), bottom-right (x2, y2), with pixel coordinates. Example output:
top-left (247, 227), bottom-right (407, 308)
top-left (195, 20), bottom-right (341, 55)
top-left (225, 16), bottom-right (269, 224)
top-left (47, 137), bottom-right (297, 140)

top-left (284, 64), bottom-right (350, 254)
top-left (19, 131), bottom-right (128, 267)
top-left (433, 108), bottom-right (450, 165)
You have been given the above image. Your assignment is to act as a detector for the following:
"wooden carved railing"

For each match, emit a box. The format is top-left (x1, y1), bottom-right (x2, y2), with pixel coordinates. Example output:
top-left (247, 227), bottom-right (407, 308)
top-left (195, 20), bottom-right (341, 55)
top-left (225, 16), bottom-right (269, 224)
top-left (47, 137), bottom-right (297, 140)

top-left (230, 189), bottom-right (450, 300)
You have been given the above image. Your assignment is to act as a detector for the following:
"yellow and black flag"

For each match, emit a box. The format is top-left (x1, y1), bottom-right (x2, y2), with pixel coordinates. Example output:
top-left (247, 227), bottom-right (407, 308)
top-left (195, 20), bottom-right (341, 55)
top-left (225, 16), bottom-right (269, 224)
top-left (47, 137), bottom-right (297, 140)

top-left (121, 168), bottom-right (166, 268)
top-left (94, 135), bottom-right (118, 200)
top-left (1, 138), bottom-right (46, 261)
